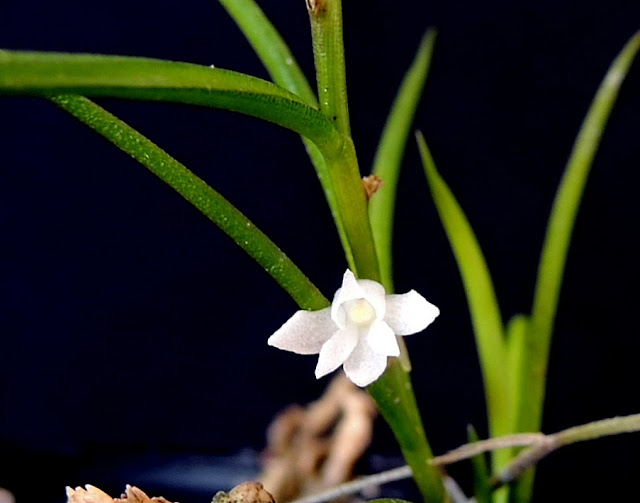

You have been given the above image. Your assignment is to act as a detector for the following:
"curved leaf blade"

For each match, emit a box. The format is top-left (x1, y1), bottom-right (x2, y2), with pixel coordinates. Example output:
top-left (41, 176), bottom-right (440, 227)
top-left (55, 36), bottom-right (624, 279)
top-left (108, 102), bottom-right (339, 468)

top-left (0, 50), bottom-right (380, 279)
top-left (0, 50), bottom-right (341, 152)
top-left (50, 94), bottom-right (329, 311)
top-left (531, 31), bottom-right (640, 352)
top-left (512, 30), bottom-right (640, 503)
top-left (417, 132), bottom-right (510, 443)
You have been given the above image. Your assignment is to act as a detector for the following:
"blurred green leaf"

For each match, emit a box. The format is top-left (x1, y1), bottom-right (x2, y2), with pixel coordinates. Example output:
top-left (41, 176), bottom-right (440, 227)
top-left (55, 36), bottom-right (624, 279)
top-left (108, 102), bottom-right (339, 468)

top-left (417, 132), bottom-right (511, 476)
top-left (467, 424), bottom-right (492, 503)
top-left (370, 30), bottom-right (436, 292)
top-left (512, 29), bottom-right (640, 503)
top-left (50, 94), bottom-right (329, 311)
top-left (505, 314), bottom-right (528, 431)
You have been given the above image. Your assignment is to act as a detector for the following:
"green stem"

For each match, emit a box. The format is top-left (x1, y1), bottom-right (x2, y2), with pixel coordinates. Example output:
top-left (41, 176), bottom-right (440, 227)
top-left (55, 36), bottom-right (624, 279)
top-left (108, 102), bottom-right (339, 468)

top-left (219, 0), bottom-right (356, 275)
top-left (499, 414), bottom-right (640, 487)
top-left (325, 137), bottom-right (380, 280)
top-left (368, 360), bottom-right (445, 503)
top-left (307, 0), bottom-right (351, 137)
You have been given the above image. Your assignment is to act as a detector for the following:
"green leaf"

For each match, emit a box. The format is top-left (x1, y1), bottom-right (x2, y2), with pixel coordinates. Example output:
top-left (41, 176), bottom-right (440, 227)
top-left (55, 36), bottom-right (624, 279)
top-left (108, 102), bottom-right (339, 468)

top-left (467, 425), bottom-right (492, 503)
top-left (370, 30), bottom-right (436, 292)
top-left (505, 315), bottom-right (529, 433)
top-left (368, 359), bottom-right (445, 503)
top-left (512, 29), bottom-right (640, 503)
top-left (0, 50), bottom-right (340, 151)
top-left (0, 49), bottom-right (380, 281)
top-left (416, 132), bottom-right (511, 471)
top-left (219, 0), bottom-right (357, 273)
top-left (50, 94), bottom-right (329, 311)
top-left (219, 0), bottom-right (318, 106)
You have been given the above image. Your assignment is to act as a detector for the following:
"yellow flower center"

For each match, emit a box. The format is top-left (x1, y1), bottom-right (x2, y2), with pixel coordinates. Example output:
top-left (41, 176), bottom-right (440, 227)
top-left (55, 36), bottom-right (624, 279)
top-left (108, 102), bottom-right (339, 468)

top-left (346, 299), bottom-right (376, 326)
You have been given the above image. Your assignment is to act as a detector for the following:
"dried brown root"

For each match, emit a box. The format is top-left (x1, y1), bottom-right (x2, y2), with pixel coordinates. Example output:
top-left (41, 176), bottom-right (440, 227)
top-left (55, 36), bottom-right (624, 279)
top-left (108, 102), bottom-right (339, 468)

top-left (65, 485), bottom-right (173, 503)
top-left (260, 375), bottom-right (377, 502)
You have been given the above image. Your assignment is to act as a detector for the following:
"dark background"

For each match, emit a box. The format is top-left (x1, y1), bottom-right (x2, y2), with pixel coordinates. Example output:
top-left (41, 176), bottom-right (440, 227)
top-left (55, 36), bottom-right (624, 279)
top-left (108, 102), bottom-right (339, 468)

top-left (1, 1), bottom-right (640, 501)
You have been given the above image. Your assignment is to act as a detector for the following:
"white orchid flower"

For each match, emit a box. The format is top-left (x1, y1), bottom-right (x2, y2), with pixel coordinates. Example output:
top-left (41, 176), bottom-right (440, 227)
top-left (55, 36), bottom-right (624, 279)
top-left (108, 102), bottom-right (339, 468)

top-left (268, 269), bottom-right (440, 387)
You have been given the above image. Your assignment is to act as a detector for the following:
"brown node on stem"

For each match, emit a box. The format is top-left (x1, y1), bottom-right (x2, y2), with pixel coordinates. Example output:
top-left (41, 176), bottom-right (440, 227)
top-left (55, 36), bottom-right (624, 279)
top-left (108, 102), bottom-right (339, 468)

top-left (362, 175), bottom-right (384, 200)
top-left (305, 0), bottom-right (326, 16)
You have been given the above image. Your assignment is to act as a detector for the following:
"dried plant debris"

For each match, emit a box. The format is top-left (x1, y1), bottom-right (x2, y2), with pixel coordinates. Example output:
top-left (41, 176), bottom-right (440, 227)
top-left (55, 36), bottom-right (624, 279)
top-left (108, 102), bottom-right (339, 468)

top-left (260, 375), bottom-right (377, 502)
top-left (66, 485), bottom-right (174, 503)
top-left (0, 488), bottom-right (15, 503)
top-left (213, 482), bottom-right (275, 503)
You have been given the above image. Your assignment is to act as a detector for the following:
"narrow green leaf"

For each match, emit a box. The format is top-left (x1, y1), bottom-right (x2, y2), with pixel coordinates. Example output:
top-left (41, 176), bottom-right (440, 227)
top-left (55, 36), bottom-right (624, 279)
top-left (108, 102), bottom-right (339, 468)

top-left (505, 315), bottom-right (528, 434)
top-left (467, 425), bottom-right (492, 503)
top-left (370, 30), bottom-right (436, 292)
top-left (512, 30), bottom-right (640, 503)
top-left (219, 0), bottom-right (358, 273)
top-left (504, 315), bottom-right (530, 503)
top-left (219, 0), bottom-right (318, 106)
top-left (308, 0), bottom-right (352, 137)
top-left (530, 30), bottom-right (640, 369)
top-left (0, 49), bottom-right (379, 281)
top-left (50, 94), bottom-right (329, 311)
top-left (522, 30), bottom-right (640, 428)
top-left (0, 50), bottom-right (341, 152)
top-left (368, 360), bottom-right (445, 503)
top-left (521, 31), bottom-right (640, 431)
top-left (416, 132), bottom-right (511, 472)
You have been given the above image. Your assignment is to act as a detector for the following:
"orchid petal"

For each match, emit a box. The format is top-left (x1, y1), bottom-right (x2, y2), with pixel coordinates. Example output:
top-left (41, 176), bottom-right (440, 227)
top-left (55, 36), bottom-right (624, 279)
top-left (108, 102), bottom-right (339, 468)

top-left (268, 308), bottom-right (334, 354)
top-left (385, 290), bottom-right (440, 336)
top-left (269, 269), bottom-right (440, 387)
top-left (331, 270), bottom-right (366, 327)
top-left (315, 326), bottom-right (359, 378)
top-left (365, 320), bottom-right (400, 356)
top-left (358, 279), bottom-right (387, 319)
top-left (343, 339), bottom-right (388, 387)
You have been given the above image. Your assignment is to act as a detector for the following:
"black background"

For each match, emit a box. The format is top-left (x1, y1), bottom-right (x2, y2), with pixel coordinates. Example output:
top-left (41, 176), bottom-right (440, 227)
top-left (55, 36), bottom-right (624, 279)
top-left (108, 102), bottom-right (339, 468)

top-left (1, 1), bottom-right (640, 501)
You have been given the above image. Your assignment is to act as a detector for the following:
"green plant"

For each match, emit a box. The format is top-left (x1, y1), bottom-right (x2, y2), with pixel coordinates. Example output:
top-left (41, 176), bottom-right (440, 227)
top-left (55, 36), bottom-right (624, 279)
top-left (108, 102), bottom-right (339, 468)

top-left (0, 2), bottom-right (639, 502)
